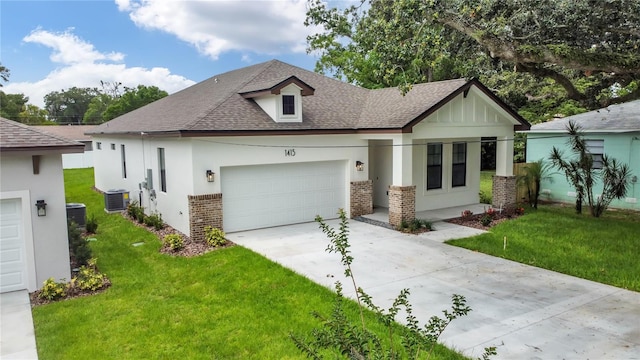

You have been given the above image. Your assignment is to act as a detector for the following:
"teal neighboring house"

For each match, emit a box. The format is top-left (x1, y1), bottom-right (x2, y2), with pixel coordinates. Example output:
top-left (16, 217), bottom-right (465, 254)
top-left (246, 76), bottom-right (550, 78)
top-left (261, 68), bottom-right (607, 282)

top-left (526, 100), bottom-right (640, 210)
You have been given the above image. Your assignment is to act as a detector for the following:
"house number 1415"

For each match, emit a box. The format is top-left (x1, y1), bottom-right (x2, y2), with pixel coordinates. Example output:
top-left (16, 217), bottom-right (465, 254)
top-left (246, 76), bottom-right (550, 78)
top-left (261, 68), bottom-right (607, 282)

top-left (285, 149), bottom-right (296, 156)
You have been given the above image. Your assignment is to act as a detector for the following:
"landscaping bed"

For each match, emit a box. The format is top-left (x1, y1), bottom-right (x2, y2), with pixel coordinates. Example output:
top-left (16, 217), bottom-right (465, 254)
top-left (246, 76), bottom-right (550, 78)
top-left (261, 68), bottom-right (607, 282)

top-left (446, 207), bottom-right (525, 230)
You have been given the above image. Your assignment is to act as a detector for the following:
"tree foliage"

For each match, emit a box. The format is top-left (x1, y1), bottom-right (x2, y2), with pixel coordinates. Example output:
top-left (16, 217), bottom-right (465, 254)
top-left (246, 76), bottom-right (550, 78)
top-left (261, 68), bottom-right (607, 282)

top-left (0, 62), bottom-right (10, 86)
top-left (44, 87), bottom-right (99, 124)
top-left (0, 91), bottom-right (29, 120)
top-left (19, 104), bottom-right (49, 125)
top-left (305, 0), bottom-right (640, 116)
top-left (102, 85), bottom-right (168, 121)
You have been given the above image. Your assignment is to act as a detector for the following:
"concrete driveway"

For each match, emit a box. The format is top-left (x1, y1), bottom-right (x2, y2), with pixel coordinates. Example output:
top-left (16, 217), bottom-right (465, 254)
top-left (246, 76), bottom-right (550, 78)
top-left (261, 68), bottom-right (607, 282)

top-left (227, 220), bottom-right (640, 360)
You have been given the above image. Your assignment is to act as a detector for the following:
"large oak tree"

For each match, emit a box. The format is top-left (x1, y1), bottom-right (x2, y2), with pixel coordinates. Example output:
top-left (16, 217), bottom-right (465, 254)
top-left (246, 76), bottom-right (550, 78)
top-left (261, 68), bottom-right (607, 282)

top-left (306, 0), bottom-right (640, 115)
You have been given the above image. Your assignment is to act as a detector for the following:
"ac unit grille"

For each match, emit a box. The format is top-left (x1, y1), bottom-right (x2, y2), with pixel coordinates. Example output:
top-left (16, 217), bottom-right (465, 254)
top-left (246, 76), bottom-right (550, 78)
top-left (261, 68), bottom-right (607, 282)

top-left (104, 190), bottom-right (130, 212)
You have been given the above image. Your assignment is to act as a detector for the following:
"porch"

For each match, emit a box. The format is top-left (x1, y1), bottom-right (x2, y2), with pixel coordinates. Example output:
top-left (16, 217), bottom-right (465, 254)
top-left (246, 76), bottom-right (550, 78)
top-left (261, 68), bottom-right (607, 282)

top-left (361, 203), bottom-right (490, 223)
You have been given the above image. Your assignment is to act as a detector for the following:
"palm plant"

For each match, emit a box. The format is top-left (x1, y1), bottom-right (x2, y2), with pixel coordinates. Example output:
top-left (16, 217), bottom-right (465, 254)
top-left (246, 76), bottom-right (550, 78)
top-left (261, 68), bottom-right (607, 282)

top-left (549, 121), bottom-right (631, 217)
top-left (518, 159), bottom-right (554, 208)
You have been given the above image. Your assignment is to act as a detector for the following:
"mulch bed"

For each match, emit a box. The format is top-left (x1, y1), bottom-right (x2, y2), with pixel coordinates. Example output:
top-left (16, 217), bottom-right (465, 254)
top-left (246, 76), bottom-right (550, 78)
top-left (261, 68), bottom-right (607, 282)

top-left (122, 212), bottom-right (235, 257)
top-left (446, 208), bottom-right (525, 230)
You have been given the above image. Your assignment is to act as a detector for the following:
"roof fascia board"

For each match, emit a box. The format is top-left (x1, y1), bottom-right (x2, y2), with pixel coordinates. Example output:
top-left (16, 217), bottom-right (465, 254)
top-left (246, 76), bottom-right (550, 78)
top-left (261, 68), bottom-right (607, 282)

top-left (240, 76), bottom-right (315, 99)
top-left (0, 145), bottom-right (85, 155)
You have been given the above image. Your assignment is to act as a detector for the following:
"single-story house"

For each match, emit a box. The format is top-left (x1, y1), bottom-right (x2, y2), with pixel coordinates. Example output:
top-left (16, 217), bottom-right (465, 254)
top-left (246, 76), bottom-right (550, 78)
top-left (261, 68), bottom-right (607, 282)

top-left (88, 60), bottom-right (529, 240)
top-left (33, 125), bottom-right (96, 169)
top-left (526, 100), bottom-right (640, 210)
top-left (0, 118), bottom-right (84, 293)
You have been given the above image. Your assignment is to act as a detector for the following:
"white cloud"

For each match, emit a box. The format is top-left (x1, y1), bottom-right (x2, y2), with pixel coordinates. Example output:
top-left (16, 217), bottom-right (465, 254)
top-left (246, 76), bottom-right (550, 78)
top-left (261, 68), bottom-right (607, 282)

top-left (117, 0), bottom-right (317, 59)
top-left (4, 29), bottom-right (195, 108)
top-left (24, 28), bottom-right (125, 65)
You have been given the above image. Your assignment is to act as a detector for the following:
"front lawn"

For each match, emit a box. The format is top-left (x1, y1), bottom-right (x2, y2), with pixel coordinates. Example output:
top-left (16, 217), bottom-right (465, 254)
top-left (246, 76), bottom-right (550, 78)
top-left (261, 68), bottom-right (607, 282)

top-left (32, 168), bottom-right (466, 359)
top-left (447, 205), bottom-right (640, 292)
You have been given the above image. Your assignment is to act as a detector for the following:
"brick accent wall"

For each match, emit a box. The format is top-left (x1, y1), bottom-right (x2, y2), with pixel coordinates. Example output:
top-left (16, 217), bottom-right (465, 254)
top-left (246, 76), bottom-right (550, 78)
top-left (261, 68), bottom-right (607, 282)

top-left (188, 193), bottom-right (223, 242)
top-left (492, 176), bottom-right (517, 210)
top-left (388, 185), bottom-right (416, 227)
top-left (350, 180), bottom-right (373, 218)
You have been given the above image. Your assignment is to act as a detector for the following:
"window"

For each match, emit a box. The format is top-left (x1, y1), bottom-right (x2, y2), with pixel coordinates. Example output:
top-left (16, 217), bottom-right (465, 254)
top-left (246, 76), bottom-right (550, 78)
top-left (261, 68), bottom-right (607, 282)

top-left (282, 95), bottom-right (295, 115)
top-left (158, 148), bottom-right (166, 192)
top-left (120, 144), bottom-right (127, 178)
top-left (585, 139), bottom-right (604, 169)
top-left (426, 143), bottom-right (442, 190)
top-left (111, 143), bottom-right (116, 150)
top-left (452, 142), bottom-right (467, 187)
top-left (96, 142), bottom-right (102, 150)
top-left (84, 141), bottom-right (92, 151)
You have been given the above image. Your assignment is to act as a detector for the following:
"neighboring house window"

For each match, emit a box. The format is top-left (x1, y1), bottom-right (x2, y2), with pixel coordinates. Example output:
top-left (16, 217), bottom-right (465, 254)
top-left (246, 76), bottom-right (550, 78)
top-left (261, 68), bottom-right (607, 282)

top-left (427, 143), bottom-right (443, 190)
top-left (121, 144), bottom-right (127, 178)
top-left (282, 95), bottom-right (295, 115)
top-left (96, 142), bottom-right (102, 150)
top-left (452, 142), bottom-right (467, 187)
top-left (585, 139), bottom-right (604, 169)
top-left (84, 141), bottom-right (93, 151)
top-left (158, 148), bottom-right (167, 192)
top-left (111, 143), bottom-right (116, 150)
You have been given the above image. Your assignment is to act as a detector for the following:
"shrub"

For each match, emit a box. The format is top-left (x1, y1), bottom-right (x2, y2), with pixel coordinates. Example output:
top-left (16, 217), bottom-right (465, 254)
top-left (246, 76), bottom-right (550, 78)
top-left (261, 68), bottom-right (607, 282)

top-left (127, 201), bottom-right (146, 223)
top-left (515, 207), bottom-right (525, 215)
top-left (39, 278), bottom-right (67, 300)
top-left (73, 259), bottom-right (107, 291)
top-left (485, 207), bottom-right (496, 217)
top-left (398, 219), bottom-right (432, 233)
top-left (204, 226), bottom-right (227, 247)
top-left (480, 214), bottom-right (493, 227)
top-left (68, 221), bottom-right (92, 266)
top-left (85, 214), bottom-right (98, 234)
top-left (461, 209), bottom-right (474, 219)
top-left (163, 234), bottom-right (184, 251)
top-left (145, 212), bottom-right (164, 230)
top-left (479, 190), bottom-right (492, 204)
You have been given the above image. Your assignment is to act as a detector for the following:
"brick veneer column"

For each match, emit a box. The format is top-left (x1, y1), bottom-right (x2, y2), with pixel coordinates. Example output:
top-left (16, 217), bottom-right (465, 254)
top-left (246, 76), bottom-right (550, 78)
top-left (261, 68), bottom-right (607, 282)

top-left (388, 185), bottom-right (416, 227)
top-left (492, 176), bottom-right (517, 210)
top-left (188, 193), bottom-right (223, 242)
top-left (350, 180), bottom-right (373, 218)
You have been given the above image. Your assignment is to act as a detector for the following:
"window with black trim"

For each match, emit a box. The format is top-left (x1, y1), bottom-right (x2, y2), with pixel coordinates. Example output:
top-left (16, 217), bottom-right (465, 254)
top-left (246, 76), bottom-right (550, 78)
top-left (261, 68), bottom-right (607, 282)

top-left (96, 142), bottom-right (102, 150)
top-left (120, 144), bottom-right (127, 178)
top-left (282, 95), bottom-right (295, 115)
top-left (111, 143), bottom-right (116, 150)
top-left (427, 143), bottom-right (442, 190)
top-left (585, 139), bottom-right (604, 169)
top-left (158, 148), bottom-right (167, 192)
top-left (452, 142), bottom-right (467, 187)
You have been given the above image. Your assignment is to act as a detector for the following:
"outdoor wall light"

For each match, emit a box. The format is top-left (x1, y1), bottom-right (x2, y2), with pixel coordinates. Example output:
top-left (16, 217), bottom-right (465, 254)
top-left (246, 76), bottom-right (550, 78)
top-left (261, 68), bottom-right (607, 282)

top-left (355, 161), bottom-right (365, 171)
top-left (35, 200), bottom-right (47, 217)
top-left (206, 170), bottom-right (215, 182)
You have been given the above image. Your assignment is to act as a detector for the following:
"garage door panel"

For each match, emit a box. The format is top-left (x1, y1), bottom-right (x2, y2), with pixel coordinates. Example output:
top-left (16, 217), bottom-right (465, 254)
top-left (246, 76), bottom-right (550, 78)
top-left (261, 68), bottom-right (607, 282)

top-left (1, 198), bottom-right (27, 293)
top-left (222, 161), bottom-right (346, 232)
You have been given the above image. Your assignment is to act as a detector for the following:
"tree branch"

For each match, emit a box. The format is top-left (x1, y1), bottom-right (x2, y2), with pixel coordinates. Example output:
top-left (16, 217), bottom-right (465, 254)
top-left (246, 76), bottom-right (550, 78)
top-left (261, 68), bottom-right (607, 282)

top-left (515, 63), bottom-right (586, 102)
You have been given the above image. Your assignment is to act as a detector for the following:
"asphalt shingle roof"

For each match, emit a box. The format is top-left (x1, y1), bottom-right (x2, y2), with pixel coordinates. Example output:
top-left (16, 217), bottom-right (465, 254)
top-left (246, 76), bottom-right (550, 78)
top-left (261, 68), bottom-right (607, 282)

top-left (88, 60), bottom-right (527, 136)
top-left (32, 125), bottom-right (96, 141)
top-left (1, 117), bottom-right (85, 152)
top-left (530, 100), bottom-right (640, 132)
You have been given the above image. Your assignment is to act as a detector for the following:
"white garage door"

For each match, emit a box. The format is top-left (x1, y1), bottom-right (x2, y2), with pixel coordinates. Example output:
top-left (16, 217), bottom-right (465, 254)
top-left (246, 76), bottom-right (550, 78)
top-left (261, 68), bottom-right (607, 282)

top-left (0, 199), bottom-right (27, 293)
top-left (222, 161), bottom-right (346, 232)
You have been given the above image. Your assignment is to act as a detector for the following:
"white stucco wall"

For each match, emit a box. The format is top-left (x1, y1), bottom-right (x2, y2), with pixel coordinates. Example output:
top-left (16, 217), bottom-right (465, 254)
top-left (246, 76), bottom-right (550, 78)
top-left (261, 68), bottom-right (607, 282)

top-left (62, 151), bottom-right (93, 169)
top-left (0, 153), bottom-right (71, 290)
top-left (93, 134), bottom-right (369, 235)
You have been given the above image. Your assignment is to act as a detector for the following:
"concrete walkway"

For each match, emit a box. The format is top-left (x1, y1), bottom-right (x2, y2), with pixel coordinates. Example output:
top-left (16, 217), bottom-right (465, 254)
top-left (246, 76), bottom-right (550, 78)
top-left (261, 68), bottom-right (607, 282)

top-left (0, 290), bottom-right (38, 359)
top-left (227, 220), bottom-right (640, 359)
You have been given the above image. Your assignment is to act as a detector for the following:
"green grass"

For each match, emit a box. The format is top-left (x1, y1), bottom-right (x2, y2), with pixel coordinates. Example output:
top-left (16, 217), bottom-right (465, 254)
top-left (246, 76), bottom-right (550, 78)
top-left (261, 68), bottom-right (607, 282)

top-left (448, 205), bottom-right (640, 291)
top-left (33, 168), bottom-right (467, 359)
top-left (479, 170), bottom-right (494, 203)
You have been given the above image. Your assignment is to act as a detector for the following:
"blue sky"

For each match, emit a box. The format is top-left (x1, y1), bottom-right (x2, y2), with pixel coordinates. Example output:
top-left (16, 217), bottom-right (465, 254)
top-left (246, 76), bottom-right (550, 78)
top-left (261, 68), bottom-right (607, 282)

top-left (1, 0), bottom-right (327, 108)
